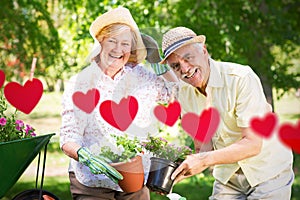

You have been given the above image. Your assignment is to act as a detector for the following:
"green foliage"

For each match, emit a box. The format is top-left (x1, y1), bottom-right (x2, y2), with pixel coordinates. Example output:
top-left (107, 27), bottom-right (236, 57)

top-left (142, 136), bottom-right (193, 163)
top-left (1, 0), bottom-right (299, 97)
top-left (56, 0), bottom-right (299, 99)
top-left (0, 0), bottom-right (61, 87)
top-left (162, 0), bottom-right (300, 98)
top-left (100, 134), bottom-right (143, 163)
top-left (2, 177), bottom-right (71, 200)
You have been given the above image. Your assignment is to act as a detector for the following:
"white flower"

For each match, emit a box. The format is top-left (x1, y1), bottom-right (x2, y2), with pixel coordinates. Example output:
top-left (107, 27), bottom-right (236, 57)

top-left (115, 145), bottom-right (125, 156)
top-left (166, 193), bottom-right (187, 200)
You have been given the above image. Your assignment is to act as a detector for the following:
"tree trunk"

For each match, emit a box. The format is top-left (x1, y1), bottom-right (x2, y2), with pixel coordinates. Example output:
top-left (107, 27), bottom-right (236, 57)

top-left (259, 74), bottom-right (274, 110)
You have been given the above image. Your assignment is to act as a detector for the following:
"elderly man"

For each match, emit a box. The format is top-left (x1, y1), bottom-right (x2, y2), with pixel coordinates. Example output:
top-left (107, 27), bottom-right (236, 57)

top-left (161, 27), bottom-right (294, 200)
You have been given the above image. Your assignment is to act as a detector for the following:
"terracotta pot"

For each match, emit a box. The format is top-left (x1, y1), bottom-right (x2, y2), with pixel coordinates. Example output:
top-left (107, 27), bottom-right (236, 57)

top-left (146, 157), bottom-right (178, 194)
top-left (111, 155), bottom-right (144, 193)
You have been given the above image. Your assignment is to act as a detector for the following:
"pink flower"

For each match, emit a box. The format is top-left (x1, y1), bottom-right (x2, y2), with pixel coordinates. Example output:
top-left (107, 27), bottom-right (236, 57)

top-left (25, 124), bottom-right (35, 135)
top-left (0, 117), bottom-right (7, 126)
top-left (15, 120), bottom-right (24, 131)
top-left (159, 137), bottom-right (168, 143)
top-left (25, 124), bottom-right (36, 136)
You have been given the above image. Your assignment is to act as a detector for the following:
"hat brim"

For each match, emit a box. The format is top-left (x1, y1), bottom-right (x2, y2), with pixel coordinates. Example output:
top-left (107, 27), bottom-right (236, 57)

top-left (160, 35), bottom-right (206, 64)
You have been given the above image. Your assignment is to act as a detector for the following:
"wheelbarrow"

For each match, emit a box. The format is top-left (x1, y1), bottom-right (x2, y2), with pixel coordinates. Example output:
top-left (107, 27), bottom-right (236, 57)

top-left (0, 133), bottom-right (60, 199)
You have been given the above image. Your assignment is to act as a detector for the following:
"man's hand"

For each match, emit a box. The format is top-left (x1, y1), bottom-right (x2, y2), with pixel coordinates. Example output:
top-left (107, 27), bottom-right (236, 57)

top-left (171, 152), bottom-right (211, 184)
top-left (77, 147), bottom-right (123, 184)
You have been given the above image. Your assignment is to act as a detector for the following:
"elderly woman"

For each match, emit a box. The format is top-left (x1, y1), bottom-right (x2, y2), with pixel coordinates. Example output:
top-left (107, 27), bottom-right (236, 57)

top-left (60, 7), bottom-right (177, 200)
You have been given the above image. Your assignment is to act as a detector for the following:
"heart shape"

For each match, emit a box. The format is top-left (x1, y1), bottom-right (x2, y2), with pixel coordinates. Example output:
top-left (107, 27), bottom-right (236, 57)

top-left (250, 112), bottom-right (278, 138)
top-left (72, 88), bottom-right (100, 113)
top-left (4, 78), bottom-right (43, 114)
top-left (278, 120), bottom-right (300, 154)
top-left (181, 107), bottom-right (220, 143)
top-left (0, 70), bottom-right (5, 88)
top-left (99, 96), bottom-right (138, 131)
top-left (154, 100), bottom-right (181, 126)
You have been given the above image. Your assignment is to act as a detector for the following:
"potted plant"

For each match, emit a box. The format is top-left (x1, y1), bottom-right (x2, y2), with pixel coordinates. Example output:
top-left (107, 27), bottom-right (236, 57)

top-left (142, 136), bottom-right (193, 194)
top-left (100, 134), bottom-right (145, 193)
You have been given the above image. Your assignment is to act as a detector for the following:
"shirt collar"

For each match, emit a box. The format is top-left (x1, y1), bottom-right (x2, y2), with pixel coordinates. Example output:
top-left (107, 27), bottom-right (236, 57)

top-left (207, 58), bottom-right (223, 88)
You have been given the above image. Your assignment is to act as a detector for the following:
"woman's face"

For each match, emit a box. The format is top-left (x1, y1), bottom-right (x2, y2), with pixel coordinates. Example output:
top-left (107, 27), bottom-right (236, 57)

top-left (99, 27), bottom-right (132, 77)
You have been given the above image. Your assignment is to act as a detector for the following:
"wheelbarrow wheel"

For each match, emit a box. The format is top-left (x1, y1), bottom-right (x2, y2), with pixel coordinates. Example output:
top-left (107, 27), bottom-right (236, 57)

top-left (12, 189), bottom-right (59, 200)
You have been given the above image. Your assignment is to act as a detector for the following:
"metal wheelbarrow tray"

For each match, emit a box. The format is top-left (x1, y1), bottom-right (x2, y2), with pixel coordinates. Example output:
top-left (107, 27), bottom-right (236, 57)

top-left (0, 133), bottom-right (57, 199)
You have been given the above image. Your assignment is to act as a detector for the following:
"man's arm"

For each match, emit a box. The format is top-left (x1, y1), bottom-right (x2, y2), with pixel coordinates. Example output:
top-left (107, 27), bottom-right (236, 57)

top-left (149, 63), bottom-right (178, 82)
top-left (161, 69), bottom-right (179, 82)
top-left (194, 139), bottom-right (213, 153)
top-left (171, 127), bottom-right (262, 182)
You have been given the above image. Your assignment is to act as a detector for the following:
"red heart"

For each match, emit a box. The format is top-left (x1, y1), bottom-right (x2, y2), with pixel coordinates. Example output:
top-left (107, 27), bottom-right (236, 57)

top-left (250, 112), bottom-right (278, 138)
top-left (4, 78), bottom-right (43, 114)
top-left (0, 70), bottom-right (5, 88)
top-left (278, 120), bottom-right (300, 154)
top-left (99, 96), bottom-right (138, 131)
top-left (181, 107), bottom-right (220, 143)
top-left (154, 100), bottom-right (181, 126)
top-left (72, 88), bottom-right (100, 113)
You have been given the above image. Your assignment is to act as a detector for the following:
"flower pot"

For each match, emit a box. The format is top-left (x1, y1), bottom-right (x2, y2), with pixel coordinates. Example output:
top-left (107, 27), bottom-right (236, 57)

top-left (146, 157), bottom-right (179, 194)
top-left (110, 155), bottom-right (144, 193)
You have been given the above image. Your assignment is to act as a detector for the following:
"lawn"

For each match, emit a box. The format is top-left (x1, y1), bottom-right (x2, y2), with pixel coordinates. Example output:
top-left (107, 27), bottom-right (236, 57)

top-left (2, 91), bottom-right (300, 199)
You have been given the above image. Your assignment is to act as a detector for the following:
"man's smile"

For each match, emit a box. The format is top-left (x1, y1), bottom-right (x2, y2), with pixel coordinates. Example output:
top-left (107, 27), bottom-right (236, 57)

top-left (182, 67), bottom-right (198, 79)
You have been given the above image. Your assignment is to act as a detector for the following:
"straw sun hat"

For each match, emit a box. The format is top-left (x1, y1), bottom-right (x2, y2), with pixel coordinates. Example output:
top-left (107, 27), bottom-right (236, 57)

top-left (88, 6), bottom-right (146, 64)
top-left (160, 27), bottom-right (206, 64)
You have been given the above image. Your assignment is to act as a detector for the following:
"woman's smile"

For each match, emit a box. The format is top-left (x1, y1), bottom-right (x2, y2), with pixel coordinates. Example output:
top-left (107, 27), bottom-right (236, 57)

top-left (109, 53), bottom-right (123, 59)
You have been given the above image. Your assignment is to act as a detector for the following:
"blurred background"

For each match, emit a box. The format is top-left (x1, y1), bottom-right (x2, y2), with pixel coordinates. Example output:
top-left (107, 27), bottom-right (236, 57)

top-left (1, 0), bottom-right (299, 199)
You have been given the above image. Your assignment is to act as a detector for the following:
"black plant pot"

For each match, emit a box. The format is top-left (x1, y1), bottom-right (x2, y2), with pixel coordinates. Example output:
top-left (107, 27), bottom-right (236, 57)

top-left (146, 157), bottom-right (179, 194)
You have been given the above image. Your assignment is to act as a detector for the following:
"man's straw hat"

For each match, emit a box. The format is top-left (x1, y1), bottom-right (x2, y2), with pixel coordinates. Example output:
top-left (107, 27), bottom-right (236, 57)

top-left (160, 27), bottom-right (206, 64)
top-left (89, 6), bottom-right (146, 64)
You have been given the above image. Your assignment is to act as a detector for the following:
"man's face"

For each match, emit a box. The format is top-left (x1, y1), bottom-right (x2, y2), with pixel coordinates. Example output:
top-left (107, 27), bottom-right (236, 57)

top-left (166, 43), bottom-right (210, 89)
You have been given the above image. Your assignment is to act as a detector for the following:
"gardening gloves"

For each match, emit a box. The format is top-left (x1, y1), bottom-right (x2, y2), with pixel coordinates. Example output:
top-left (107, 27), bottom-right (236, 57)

top-left (77, 147), bottom-right (123, 184)
top-left (141, 33), bottom-right (170, 75)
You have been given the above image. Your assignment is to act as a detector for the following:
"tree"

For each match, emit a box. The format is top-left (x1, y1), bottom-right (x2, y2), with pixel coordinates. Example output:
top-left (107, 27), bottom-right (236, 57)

top-left (66, 0), bottom-right (299, 104)
top-left (156, 0), bottom-right (300, 104)
top-left (2, 0), bottom-right (299, 99)
top-left (0, 0), bottom-right (61, 91)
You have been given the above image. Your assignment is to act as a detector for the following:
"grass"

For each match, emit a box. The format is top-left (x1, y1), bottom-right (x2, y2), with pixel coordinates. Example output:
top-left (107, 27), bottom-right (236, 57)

top-left (2, 91), bottom-right (300, 199)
